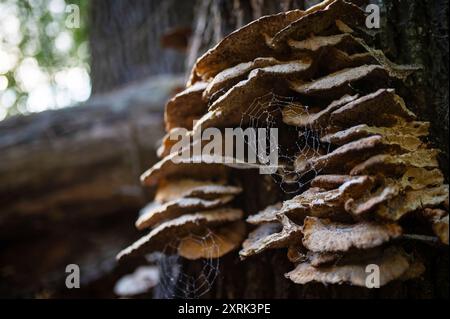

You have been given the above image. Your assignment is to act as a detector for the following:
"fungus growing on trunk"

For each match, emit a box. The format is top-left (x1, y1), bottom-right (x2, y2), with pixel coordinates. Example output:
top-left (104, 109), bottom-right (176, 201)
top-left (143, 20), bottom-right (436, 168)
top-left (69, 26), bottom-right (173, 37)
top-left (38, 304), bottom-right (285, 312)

top-left (118, 0), bottom-right (448, 291)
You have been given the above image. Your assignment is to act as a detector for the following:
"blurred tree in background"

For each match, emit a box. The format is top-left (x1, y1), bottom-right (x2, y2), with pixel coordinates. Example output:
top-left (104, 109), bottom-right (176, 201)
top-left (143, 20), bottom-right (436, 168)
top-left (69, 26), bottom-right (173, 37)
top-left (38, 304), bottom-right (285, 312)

top-left (0, 0), bottom-right (90, 120)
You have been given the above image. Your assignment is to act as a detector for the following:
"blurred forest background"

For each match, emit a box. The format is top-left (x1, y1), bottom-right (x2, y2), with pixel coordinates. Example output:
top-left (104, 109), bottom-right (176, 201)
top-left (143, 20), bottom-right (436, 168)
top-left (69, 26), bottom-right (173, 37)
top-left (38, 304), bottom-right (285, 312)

top-left (0, 0), bottom-right (448, 298)
top-left (0, 0), bottom-right (89, 120)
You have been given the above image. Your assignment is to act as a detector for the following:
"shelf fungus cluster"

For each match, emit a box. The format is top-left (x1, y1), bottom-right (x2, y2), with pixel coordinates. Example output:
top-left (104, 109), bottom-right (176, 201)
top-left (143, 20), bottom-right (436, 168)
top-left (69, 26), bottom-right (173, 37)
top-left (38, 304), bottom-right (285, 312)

top-left (118, 0), bottom-right (448, 289)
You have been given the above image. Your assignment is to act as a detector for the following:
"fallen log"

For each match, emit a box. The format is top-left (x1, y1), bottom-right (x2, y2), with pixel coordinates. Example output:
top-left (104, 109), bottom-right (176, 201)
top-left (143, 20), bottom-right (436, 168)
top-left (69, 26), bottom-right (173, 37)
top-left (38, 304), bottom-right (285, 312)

top-left (0, 74), bottom-right (184, 239)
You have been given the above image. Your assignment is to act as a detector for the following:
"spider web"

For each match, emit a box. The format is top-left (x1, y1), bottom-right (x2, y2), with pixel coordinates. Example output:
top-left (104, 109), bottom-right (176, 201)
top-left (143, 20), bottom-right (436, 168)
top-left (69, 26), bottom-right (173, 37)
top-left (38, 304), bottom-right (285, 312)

top-left (240, 92), bottom-right (331, 194)
top-left (148, 93), bottom-right (332, 298)
top-left (151, 227), bottom-right (221, 299)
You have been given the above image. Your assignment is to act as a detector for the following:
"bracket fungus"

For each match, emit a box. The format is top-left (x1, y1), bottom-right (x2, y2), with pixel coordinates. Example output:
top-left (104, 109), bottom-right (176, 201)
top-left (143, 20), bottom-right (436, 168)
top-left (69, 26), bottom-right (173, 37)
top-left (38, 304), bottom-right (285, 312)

top-left (118, 0), bottom-right (448, 291)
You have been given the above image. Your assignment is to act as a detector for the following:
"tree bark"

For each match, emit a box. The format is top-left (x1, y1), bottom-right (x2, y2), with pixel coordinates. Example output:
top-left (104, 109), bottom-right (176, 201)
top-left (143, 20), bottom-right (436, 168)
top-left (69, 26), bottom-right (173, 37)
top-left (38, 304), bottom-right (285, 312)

top-left (89, 0), bottom-right (196, 93)
top-left (377, 0), bottom-right (449, 177)
top-left (187, 0), bottom-right (309, 71)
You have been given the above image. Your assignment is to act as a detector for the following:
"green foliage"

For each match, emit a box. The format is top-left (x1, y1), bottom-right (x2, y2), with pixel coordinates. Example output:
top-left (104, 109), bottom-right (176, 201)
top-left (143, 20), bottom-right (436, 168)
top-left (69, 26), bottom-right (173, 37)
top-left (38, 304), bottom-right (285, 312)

top-left (0, 0), bottom-right (90, 120)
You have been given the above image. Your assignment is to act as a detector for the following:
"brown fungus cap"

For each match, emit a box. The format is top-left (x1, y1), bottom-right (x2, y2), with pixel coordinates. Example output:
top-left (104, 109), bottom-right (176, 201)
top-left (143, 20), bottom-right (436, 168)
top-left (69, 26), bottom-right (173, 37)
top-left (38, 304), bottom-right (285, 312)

top-left (285, 246), bottom-right (418, 286)
top-left (376, 184), bottom-right (448, 221)
top-left (282, 94), bottom-right (359, 128)
top-left (189, 10), bottom-right (306, 83)
top-left (319, 48), bottom-right (376, 74)
top-left (321, 122), bottom-right (429, 146)
top-left (280, 176), bottom-right (375, 220)
top-left (246, 202), bottom-right (283, 225)
top-left (155, 179), bottom-right (242, 203)
top-left (311, 174), bottom-right (366, 190)
top-left (239, 216), bottom-right (302, 259)
top-left (350, 149), bottom-right (439, 176)
top-left (204, 57), bottom-right (287, 100)
top-left (178, 221), bottom-right (247, 260)
top-left (290, 65), bottom-right (390, 99)
top-left (165, 81), bottom-right (208, 131)
top-left (270, 0), bottom-right (365, 50)
top-left (287, 33), bottom-right (362, 53)
top-left (295, 135), bottom-right (410, 176)
top-left (329, 89), bottom-right (416, 127)
top-left (140, 153), bottom-right (232, 187)
top-left (136, 195), bottom-right (235, 230)
top-left (301, 216), bottom-right (402, 253)
top-left (292, 246), bottom-right (385, 267)
top-left (192, 59), bottom-right (313, 131)
top-left (117, 208), bottom-right (243, 261)
top-left (345, 168), bottom-right (444, 216)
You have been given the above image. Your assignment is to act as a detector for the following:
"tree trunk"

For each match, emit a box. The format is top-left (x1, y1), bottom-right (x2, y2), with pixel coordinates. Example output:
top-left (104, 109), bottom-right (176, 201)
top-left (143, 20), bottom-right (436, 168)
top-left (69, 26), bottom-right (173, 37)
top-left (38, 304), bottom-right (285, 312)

top-left (157, 0), bottom-right (449, 299)
top-left (377, 0), bottom-right (449, 177)
top-left (89, 0), bottom-right (196, 93)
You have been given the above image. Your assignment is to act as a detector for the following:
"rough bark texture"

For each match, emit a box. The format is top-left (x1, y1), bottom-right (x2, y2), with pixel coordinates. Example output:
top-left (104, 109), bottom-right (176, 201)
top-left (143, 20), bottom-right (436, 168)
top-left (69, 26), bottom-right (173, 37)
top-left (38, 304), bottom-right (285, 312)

top-left (187, 0), bottom-right (309, 71)
top-left (157, 0), bottom-right (449, 299)
top-left (377, 0), bottom-right (449, 177)
top-left (89, 0), bottom-right (195, 93)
